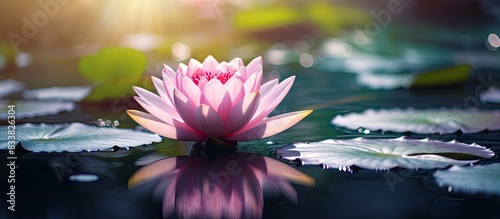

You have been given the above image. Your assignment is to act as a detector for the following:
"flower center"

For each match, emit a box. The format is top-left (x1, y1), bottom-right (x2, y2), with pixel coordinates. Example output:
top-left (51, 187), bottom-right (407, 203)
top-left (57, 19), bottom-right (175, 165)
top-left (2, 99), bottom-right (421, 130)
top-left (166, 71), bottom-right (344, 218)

top-left (191, 70), bottom-right (234, 85)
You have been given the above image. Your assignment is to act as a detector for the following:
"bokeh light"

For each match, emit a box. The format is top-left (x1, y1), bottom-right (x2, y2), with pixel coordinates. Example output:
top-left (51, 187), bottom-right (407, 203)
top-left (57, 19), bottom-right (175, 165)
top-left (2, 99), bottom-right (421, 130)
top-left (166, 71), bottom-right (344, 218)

top-left (171, 42), bottom-right (191, 62)
top-left (299, 53), bottom-right (314, 68)
top-left (486, 33), bottom-right (500, 51)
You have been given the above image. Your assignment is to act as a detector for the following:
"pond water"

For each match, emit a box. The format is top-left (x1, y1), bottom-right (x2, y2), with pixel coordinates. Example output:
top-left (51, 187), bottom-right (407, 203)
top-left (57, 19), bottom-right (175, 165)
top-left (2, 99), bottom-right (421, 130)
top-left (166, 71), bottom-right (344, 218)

top-left (1, 53), bottom-right (500, 219)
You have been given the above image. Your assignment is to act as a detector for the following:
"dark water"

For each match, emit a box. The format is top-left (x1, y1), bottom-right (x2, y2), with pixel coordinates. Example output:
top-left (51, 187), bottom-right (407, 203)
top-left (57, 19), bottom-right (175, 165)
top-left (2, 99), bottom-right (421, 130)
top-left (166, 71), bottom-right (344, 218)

top-left (2, 59), bottom-right (500, 219)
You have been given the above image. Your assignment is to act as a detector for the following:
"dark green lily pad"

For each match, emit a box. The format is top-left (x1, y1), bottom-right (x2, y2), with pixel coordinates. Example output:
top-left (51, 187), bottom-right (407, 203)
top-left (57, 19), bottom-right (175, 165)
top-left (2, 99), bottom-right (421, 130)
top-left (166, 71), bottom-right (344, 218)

top-left (410, 64), bottom-right (471, 88)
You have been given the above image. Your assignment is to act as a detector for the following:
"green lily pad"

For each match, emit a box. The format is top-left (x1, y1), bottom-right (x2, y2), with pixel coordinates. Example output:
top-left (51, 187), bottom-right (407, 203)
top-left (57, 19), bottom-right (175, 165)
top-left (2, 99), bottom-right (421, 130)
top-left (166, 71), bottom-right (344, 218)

top-left (410, 64), bottom-right (471, 88)
top-left (0, 123), bottom-right (161, 152)
top-left (78, 47), bottom-right (147, 101)
top-left (233, 6), bottom-right (303, 31)
top-left (277, 137), bottom-right (494, 170)
top-left (434, 163), bottom-right (500, 195)
top-left (0, 41), bottom-right (16, 60)
top-left (84, 82), bottom-right (138, 101)
top-left (305, 2), bottom-right (369, 35)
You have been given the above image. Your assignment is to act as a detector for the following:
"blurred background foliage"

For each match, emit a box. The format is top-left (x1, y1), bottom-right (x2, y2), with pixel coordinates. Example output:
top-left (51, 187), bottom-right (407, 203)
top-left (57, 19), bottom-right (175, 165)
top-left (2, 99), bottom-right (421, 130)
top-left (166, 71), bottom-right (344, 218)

top-left (0, 0), bottom-right (499, 101)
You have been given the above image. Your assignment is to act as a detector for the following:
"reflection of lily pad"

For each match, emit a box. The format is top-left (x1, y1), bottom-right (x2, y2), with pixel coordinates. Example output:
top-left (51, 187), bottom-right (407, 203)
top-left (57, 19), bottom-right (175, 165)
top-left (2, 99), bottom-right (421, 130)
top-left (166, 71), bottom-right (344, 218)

top-left (78, 47), bottom-right (147, 101)
top-left (23, 85), bottom-right (92, 101)
top-left (0, 100), bottom-right (75, 119)
top-left (0, 79), bottom-right (24, 98)
top-left (434, 163), bottom-right (500, 195)
top-left (0, 123), bottom-right (162, 152)
top-left (332, 108), bottom-right (500, 134)
top-left (277, 137), bottom-right (494, 170)
top-left (481, 86), bottom-right (500, 104)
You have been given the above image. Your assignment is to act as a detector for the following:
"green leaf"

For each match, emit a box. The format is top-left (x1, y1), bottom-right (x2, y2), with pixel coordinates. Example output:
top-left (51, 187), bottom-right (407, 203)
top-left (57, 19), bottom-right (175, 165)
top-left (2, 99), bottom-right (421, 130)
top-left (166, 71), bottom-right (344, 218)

top-left (305, 2), bottom-right (370, 34)
top-left (411, 64), bottom-right (472, 88)
top-left (78, 47), bottom-right (147, 83)
top-left (78, 47), bottom-right (147, 101)
top-left (0, 41), bottom-right (16, 60)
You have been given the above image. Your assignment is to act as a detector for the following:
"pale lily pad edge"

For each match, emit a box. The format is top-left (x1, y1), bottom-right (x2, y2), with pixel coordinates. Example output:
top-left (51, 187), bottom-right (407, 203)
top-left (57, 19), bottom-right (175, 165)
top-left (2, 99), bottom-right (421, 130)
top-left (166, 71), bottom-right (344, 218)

top-left (276, 136), bottom-right (495, 171)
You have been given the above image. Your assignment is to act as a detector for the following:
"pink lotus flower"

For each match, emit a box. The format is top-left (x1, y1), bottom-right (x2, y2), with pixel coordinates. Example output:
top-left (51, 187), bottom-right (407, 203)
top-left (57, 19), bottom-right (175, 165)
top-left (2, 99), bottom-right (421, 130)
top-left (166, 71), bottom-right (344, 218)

top-left (127, 56), bottom-right (312, 141)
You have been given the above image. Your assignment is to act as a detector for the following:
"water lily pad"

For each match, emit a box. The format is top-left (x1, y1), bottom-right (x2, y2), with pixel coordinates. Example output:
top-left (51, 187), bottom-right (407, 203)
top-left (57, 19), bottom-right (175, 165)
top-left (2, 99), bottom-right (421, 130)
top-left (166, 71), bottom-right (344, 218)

top-left (433, 163), bottom-right (500, 195)
top-left (78, 47), bottom-right (147, 101)
top-left (84, 82), bottom-right (139, 101)
top-left (234, 6), bottom-right (303, 31)
top-left (78, 47), bottom-right (146, 83)
top-left (355, 65), bottom-right (470, 90)
top-left (332, 108), bottom-right (500, 134)
top-left (410, 64), bottom-right (471, 88)
top-left (356, 72), bottom-right (414, 90)
top-left (305, 2), bottom-right (369, 35)
top-left (481, 86), bottom-right (500, 104)
top-left (23, 85), bottom-right (92, 101)
top-left (0, 79), bottom-right (24, 98)
top-left (277, 137), bottom-right (494, 170)
top-left (68, 173), bottom-right (100, 183)
top-left (0, 100), bottom-right (75, 119)
top-left (0, 123), bottom-right (161, 152)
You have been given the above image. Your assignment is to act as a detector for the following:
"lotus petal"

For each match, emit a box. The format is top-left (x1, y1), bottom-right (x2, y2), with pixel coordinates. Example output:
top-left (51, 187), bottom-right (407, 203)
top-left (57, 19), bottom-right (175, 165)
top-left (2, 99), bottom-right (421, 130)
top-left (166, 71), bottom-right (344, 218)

top-left (127, 110), bottom-right (205, 141)
top-left (129, 56), bottom-right (311, 141)
top-left (226, 110), bottom-right (313, 141)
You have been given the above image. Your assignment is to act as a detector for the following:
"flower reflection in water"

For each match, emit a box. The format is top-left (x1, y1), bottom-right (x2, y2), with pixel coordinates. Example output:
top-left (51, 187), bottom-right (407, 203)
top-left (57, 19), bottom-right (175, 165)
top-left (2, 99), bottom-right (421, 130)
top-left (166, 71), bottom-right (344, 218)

top-left (129, 153), bottom-right (314, 218)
